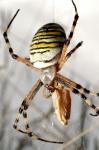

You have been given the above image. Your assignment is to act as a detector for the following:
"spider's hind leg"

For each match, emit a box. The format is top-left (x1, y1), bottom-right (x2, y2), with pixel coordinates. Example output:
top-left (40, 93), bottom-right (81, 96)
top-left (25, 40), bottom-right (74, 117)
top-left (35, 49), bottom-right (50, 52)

top-left (58, 41), bottom-right (83, 70)
top-left (3, 9), bottom-right (20, 60)
top-left (58, 0), bottom-right (79, 70)
top-left (66, 0), bottom-right (79, 46)
top-left (3, 10), bottom-right (39, 72)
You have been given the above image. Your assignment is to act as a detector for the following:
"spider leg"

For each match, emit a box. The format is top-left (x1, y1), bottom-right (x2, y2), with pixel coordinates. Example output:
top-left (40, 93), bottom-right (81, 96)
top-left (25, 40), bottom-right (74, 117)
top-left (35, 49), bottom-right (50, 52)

top-left (55, 73), bottom-right (99, 97)
top-left (13, 80), bottom-right (43, 138)
top-left (54, 73), bottom-right (99, 116)
top-left (58, 41), bottom-right (83, 70)
top-left (66, 41), bottom-right (83, 60)
top-left (66, 0), bottom-right (79, 46)
top-left (3, 10), bottom-right (39, 72)
top-left (58, 0), bottom-right (79, 70)
top-left (13, 80), bottom-right (63, 144)
top-left (25, 57), bottom-right (30, 61)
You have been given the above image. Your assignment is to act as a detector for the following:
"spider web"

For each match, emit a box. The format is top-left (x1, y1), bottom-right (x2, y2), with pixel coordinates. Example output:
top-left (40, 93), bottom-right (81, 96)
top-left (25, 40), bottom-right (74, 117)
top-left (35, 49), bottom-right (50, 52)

top-left (0, 0), bottom-right (99, 150)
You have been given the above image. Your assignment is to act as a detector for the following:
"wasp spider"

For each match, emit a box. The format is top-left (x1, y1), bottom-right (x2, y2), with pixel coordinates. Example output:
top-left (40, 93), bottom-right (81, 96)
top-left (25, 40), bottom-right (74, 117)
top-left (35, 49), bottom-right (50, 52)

top-left (3, 0), bottom-right (99, 144)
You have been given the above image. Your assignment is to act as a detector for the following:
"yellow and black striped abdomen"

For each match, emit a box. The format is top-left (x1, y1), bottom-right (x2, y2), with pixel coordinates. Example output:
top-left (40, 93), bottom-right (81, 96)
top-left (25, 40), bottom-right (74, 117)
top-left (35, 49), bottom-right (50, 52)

top-left (29, 23), bottom-right (66, 68)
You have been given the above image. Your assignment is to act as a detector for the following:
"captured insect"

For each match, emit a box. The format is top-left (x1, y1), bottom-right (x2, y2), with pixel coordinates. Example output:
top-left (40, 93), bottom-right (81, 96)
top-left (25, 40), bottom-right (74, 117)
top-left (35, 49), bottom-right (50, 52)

top-left (3, 0), bottom-right (99, 144)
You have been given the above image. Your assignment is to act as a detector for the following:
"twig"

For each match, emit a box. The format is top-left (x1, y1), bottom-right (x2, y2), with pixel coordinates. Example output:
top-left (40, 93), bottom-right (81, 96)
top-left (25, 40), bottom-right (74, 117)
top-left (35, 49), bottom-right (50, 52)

top-left (57, 122), bottom-right (99, 150)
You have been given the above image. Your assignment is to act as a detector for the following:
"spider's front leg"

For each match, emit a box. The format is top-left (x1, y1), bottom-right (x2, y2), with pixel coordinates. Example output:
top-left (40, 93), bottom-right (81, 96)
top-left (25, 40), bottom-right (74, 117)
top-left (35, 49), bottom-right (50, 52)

top-left (54, 73), bottom-right (99, 117)
top-left (13, 80), bottom-right (43, 138)
top-left (3, 9), bottom-right (39, 72)
top-left (13, 80), bottom-right (63, 144)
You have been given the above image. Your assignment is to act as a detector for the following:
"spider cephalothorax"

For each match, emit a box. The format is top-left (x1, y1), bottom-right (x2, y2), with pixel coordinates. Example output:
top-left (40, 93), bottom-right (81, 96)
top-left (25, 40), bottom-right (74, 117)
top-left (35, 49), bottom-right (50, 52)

top-left (3, 0), bottom-right (99, 144)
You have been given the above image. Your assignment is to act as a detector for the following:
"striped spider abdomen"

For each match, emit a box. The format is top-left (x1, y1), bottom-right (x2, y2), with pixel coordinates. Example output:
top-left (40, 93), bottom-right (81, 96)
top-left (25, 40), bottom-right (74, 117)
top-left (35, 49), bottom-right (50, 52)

top-left (29, 23), bottom-right (66, 69)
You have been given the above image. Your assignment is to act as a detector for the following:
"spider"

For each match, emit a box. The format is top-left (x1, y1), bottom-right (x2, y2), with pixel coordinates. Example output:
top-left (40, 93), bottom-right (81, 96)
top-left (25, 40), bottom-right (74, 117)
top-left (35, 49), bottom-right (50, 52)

top-left (3, 0), bottom-right (99, 144)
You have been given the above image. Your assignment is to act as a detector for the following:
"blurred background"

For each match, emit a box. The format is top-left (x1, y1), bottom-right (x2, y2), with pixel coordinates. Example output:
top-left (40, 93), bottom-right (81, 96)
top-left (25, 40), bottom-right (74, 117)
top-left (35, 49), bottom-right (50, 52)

top-left (0, 0), bottom-right (99, 149)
